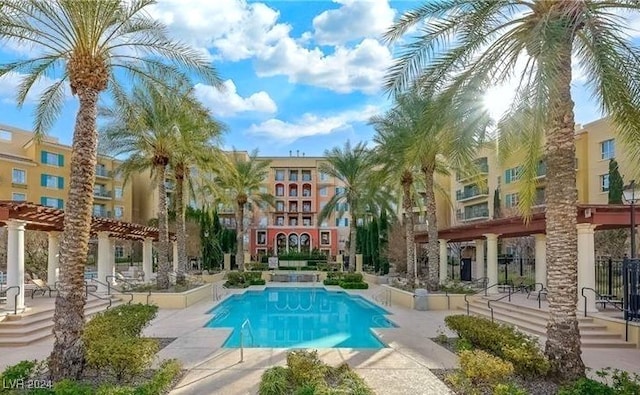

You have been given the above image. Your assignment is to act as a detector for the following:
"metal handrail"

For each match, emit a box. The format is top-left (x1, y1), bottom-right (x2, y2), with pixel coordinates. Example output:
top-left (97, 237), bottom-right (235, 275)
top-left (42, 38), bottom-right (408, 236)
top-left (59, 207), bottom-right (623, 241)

top-left (86, 291), bottom-right (113, 309)
top-left (0, 286), bottom-right (21, 315)
top-left (374, 289), bottom-right (391, 306)
top-left (213, 284), bottom-right (228, 302)
top-left (92, 278), bottom-right (133, 304)
top-left (464, 283), bottom-right (501, 316)
top-left (487, 287), bottom-right (512, 322)
top-left (84, 281), bottom-right (98, 297)
top-left (105, 275), bottom-right (138, 293)
top-left (240, 318), bottom-right (255, 362)
top-left (581, 286), bottom-right (628, 342)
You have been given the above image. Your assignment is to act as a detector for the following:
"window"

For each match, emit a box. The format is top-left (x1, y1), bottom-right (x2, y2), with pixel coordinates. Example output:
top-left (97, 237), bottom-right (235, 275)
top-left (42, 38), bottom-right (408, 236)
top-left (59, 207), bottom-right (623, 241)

top-left (335, 203), bottom-right (349, 212)
top-left (505, 193), bottom-right (519, 208)
top-left (257, 231), bottom-right (266, 245)
top-left (335, 187), bottom-right (345, 195)
top-left (114, 187), bottom-right (123, 199)
top-left (320, 231), bottom-right (330, 245)
top-left (302, 170), bottom-right (311, 181)
top-left (12, 168), bottom-right (26, 184)
top-left (276, 216), bottom-right (284, 226)
top-left (289, 186), bottom-right (298, 197)
top-left (289, 217), bottom-right (298, 226)
top-left (41, 174), bottom-right (63, 189)
top-left (275, 185), bottom-right (284, 196)
top-left (462, 202), bottom-right (489, 220)
top-left (335, 218), bottom-right (349, 227)
top-left (319, 186), bottom-right (328, 197)
top-left (302, 217), bottom-right (311, 226)
top-left (114, 206), bottom-right (124, 218)
top-left (115, 245), bottom-right (124, 259)
top-left (504, 167), bottom-right (521, 184)
top-left (319, 172), bottom-right (329, 181)
top-left (41, 151), bottom-right (64, 166)
top-left (289, 170), bottom-right (298, 181)
top-left (0, 129), bottom-right (12, 141)
top-left (41, 197), bottom-right (63, 209)
top-left (600, 174), bottom-right (610, 192)
top-left (96, 163), bottom-right (108, 177)
top-left (275, 170), bottom-right (285, 181)
top-left (276, 201), bottom-right (285, 211)
top-left (11, 192), bottom-right (26, 201)
top-left (93, 204), bottom-right (106, 216)
top-left (259, 186), bottom-right (267, 194)
top-left (601, 139), bottom-right (615, 160)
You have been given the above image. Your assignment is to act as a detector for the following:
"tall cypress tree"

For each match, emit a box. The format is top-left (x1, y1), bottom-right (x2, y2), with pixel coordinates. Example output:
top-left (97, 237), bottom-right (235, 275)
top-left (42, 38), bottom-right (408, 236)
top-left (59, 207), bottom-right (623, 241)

top-left (608, 159), bottom-right (624, 204)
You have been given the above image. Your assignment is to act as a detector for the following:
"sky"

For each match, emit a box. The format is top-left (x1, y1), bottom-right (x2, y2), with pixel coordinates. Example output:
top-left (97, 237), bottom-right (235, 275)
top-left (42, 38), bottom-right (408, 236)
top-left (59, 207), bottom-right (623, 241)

top-left (0, 0), bottom-right (639, 157)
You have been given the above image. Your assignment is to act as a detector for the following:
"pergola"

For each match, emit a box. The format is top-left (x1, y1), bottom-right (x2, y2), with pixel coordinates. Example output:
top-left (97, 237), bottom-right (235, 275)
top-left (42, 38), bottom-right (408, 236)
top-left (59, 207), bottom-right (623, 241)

top-left (0, 201), bottom-right (177, 312)
top-left (415, 204), bottom-right (640, 312)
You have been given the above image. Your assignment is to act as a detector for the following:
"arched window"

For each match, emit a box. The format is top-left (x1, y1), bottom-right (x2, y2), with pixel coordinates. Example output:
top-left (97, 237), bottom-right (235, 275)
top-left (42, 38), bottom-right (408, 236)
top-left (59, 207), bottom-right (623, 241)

top-left (276, 233), bottom-right (287, 254)
top-left (300, 233), bottom-right (311, 253)
top-left (288, 233), bottom-right (299, 252)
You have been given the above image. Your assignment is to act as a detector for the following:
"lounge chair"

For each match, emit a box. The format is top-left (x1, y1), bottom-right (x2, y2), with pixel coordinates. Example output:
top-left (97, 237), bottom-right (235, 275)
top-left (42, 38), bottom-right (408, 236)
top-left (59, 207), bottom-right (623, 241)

top-left (30, 278), bottom-right (57, 298)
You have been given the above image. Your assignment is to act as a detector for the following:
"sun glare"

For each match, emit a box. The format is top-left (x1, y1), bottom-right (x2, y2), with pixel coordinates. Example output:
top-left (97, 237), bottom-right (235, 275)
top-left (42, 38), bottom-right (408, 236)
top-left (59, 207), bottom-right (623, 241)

top-left (483, 83), bottom-right (518, 122)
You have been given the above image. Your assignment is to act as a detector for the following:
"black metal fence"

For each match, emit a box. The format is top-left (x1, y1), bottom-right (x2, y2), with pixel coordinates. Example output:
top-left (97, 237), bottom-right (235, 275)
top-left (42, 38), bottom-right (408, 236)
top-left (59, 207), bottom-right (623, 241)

top-left (623, 258), bottom-right (640, 321)
top-left (595, 257), bottom-right (624, 297)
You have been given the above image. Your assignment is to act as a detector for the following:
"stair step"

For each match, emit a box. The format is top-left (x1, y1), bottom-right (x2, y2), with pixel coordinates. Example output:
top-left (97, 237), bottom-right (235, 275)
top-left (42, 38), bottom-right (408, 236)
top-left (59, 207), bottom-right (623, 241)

top-left (473, 298), bottom-right (594, 322)
top-left (0, 298), bottom-right (112, 326)
top-left (0, 300), bottom-right (120, 347)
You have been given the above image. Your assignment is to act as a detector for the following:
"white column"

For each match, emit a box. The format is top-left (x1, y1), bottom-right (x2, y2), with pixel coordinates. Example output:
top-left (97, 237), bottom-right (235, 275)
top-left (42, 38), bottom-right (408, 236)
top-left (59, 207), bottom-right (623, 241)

top-left (474, 239), bottom-right (485, 280)
top-left (356, 254), bottom-right (363, 273)
top-left (96, 232), bottom-right (111, 293)
top-left (47, 232), bottom-right (60, 286)
top-left (143, 238), bottom-right (153, 282)
top-left (577, 224), bottom-right (598, 313)
top-left (108, 238), bottom-right (116, 283)
top-left (485, 233), bottom-right (500, 294)
top-left (6, 220), bottom-right (26, 312)
top-left (172, 241), bottom-right (179, 272)
top-left (534, 234), bottom-right (547, 288)
top-left (223, 253), bottom-right (231, 271)
top-left (439, 239), bottom-right (449, 284)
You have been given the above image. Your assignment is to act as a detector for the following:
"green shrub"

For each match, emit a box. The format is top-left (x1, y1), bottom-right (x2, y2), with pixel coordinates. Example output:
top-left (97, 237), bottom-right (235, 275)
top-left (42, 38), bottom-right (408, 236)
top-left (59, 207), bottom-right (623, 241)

top-left (89, 304), bottom-right (159, 338)
top-left (445, 315), bottom-right (549, 377)
top-left (339, 282), bottom-right (368, 289)
top-left (493, 383), bottom-right (528, 395)
top-left (53, 379), bottom-right (95, 395)
top-left (0, 360), bottom-right (36, 384)
top-left (557, 378), bottom-right (615, 395)
top-left (294, 383), bottom-right (317, 395)
top-left (225, 271), bottom-right (246, 287)
top-left (323, 279), bottom-right (340, 286)
top-left (326, 272), bottom-right (344, 280)
top-left (259, 366), bottom-right (290, 395)
top-left (250, 279), bottom-right (266, 286)
top-left (287, 350), bottom-right (326, 387)
top-left (250, 262), bottom-right (269, 271)
top-left (133, 359), bottom-right (182, 395)
top-left (343, 273), bottom-right (363, 282)
top-left (455, 337), bottom-right (473, 352)
top-left (459, 350), bottom-right (514, 386)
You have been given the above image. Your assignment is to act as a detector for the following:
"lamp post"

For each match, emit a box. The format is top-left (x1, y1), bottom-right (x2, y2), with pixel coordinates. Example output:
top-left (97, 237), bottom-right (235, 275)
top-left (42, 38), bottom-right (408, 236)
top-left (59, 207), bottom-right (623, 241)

top-left (623, 180), bottom-right (640, 258)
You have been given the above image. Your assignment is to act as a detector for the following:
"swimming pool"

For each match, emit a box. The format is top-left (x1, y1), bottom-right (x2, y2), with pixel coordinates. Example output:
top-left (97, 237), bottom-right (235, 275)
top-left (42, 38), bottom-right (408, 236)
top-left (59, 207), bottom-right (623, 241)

top-left (205, 287), bottom-right (395, 349)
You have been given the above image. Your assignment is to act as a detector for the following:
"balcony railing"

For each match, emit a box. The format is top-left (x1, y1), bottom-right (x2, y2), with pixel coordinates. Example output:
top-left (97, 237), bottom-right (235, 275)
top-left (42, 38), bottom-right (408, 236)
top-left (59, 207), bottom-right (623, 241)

top-left (95, 167), bottom-right (111, 178)
top-left (457, 209), bottom-right (490, 221)
top-left (456, 188), bottom-right (489, 202)
top-left (414, 223), bottom-right (429, 232)
top-left (93, 209), bottom-right (111, 218)
top-left (93, 189), bottom-right (111, 198)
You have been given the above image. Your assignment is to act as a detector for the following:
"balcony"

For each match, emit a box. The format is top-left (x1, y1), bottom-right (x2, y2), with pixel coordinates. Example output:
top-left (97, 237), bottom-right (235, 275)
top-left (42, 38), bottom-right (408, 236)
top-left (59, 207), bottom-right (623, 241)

top-left (456, 188), bottom-right (489, 202)
top-left (93, 208), bottom-right (111, 218)
top-left (535, 162), bottom-right (547, 179)
top-left (93, 189), bottom-right (111, 199)
top-left (457, 208), bottom-right (490, 222)
top-left (456, 160), bottom-right (489, 183)
top-left (414, 223), bottom-right (428, 232)
top-left (95, 167), bottom-right (111, 178)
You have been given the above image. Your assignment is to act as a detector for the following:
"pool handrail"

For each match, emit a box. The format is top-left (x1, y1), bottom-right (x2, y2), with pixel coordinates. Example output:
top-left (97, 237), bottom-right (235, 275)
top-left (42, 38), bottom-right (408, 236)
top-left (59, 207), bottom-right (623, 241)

top-left (240, 318), bottom-right (255, 362)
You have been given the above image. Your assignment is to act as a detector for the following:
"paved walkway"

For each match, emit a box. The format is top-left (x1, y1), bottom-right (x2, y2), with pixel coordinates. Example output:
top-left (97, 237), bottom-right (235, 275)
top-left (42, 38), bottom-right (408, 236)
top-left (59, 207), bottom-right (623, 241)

top-left (2, 282), bottom-right (640, 394)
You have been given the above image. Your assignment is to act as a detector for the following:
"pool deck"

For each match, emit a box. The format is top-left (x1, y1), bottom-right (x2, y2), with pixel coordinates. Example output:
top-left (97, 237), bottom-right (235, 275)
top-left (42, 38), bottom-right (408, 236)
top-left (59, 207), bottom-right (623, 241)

top-left (2, 281), bottom-right (640, 394)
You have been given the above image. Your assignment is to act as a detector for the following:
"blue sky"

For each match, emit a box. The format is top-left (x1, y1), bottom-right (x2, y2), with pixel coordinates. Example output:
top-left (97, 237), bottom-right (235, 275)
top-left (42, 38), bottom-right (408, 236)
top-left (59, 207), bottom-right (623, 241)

top-left (0, 0), bottom-right (638, 157)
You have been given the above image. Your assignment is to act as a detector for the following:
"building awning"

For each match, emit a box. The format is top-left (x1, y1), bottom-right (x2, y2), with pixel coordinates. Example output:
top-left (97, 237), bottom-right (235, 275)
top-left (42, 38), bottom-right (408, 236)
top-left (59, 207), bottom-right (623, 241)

top-left (0, 201), bottom-right (174, 241)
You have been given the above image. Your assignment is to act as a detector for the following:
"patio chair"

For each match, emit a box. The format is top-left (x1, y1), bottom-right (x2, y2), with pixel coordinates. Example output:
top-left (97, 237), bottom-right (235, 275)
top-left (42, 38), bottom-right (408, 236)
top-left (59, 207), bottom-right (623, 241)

top-left (30, 278), bottom-right (57, 298)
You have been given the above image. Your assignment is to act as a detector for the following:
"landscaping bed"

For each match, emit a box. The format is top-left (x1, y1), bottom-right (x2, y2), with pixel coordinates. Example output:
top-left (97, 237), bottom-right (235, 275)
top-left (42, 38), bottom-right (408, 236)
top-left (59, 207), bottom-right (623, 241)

top-left (322, 272), bottom-right (368, 289)
top-left (430, 315), bottom-right (640, 395)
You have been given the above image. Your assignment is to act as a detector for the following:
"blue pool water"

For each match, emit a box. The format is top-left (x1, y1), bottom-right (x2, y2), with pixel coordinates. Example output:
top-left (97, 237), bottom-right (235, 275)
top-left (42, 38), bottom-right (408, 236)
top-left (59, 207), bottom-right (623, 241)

top-left (205, 287), bottom-right (395, 349)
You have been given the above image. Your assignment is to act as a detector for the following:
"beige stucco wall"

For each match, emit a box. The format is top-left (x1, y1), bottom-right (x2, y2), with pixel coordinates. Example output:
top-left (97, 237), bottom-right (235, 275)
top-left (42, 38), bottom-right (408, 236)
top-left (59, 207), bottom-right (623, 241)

top-left (130, 283), bottom-right (212, 309)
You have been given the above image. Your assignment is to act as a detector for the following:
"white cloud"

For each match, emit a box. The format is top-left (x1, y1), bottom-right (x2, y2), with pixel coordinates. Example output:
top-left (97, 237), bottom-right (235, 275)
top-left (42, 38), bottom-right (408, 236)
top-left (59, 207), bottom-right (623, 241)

top-left (194, 80), bottom-right (277, 117)
top-left (312, 0), bottom-right (395, 45)
top-left (150, 0), bottom-right (393, 95)
top-left (0, 72), bottom-right (70, 104)
top-left (255, 38), bottom-right (392, 94)
top-left (249, 105), bottom-right (379, 142)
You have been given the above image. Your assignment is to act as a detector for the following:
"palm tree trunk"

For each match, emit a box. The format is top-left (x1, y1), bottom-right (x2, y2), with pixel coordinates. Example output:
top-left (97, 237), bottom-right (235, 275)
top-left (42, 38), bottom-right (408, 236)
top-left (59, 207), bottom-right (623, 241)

top-left (236, 202), bottom-right (245, 271)
top-left (349, 215), bottom-right (357, 272)
top-left (174, 169), bottom-right (188, 272)
top-left (543, 38), bottom-right (585, 381)
top-left (156, 166), bottom-right (171, 289)
top-left (424, 168), bottom-right (439, 291)
top-left (49, 88), bottom-right (99, 380)
top-left (402, 179), bottom-right (416, 283)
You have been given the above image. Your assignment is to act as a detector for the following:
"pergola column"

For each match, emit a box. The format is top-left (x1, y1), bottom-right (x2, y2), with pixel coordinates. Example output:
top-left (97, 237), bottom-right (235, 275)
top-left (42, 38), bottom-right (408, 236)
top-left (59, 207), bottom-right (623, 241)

top-left (47, 231), bottom-right (60, 286)
top-left (484, 233), bottom-right (500, 294)
top-left (6, 220), bottom-right (26, 312)
top-left (108, 237), bottom-right (116, 283)
top-left (143, 238), bottom-right (153, 282)
top-left (439, 239), bottom-right (448, 284)
top-left (474, 239), bottom-right (485, 280)
top-left (534, 234), bottom-right (547, 289)
top-left (577, 224), bottom-right (598, 313)
top-left (97, 232), bottom-right (111, 292)
top-left (172, 241), bottom-right (178, 272)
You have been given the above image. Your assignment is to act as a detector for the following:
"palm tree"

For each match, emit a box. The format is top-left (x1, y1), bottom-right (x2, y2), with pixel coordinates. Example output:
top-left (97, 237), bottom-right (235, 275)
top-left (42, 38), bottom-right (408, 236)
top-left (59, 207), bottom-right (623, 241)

top-left (0, 0), bottom-right (220, 379)
top-left (169, 110), bottom-right (227, 278)
top-left (101, 83), bottom-right (215, 290)
top-left (384, 0), bottom-right (640, 381)
top-left (370, 111), bottom-right (421, 284)
top-left (212, 150), bottom-right (273, 271)
top-left (319, 141), bottom-right (380, 269)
